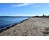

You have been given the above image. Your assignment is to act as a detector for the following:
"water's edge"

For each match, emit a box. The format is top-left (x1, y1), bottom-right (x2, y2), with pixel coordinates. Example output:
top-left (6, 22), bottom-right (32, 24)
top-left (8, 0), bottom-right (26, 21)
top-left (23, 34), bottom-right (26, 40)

top-left (0, 18), bottom-right (29, 33)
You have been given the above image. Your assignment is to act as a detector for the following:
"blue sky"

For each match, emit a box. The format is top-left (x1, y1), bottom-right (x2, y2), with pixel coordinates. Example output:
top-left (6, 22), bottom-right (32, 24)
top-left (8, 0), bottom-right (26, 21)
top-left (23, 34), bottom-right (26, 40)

top-left (0, 3), bottom-right (49, 16)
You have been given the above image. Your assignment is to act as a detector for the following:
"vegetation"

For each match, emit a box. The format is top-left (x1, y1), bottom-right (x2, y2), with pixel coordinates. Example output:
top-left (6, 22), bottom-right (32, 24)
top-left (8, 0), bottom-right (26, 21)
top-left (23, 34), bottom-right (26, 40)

top-left (33, 14), bottom-right (49, 18)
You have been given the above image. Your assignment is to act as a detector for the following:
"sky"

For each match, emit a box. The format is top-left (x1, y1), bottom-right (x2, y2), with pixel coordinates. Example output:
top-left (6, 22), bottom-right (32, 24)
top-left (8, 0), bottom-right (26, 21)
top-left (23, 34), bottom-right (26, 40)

top-left (0, 3), bottom-right (49, 16)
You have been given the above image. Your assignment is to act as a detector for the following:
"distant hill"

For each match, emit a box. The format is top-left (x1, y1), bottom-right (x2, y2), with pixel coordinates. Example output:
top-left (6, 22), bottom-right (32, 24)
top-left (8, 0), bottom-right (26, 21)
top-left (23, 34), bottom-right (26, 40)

top-left (33, 16), bottom-right (49, 18)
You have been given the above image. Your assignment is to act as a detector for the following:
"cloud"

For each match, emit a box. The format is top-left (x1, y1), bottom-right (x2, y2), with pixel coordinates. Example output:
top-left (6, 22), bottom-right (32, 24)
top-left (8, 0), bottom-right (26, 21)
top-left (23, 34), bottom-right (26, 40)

top-left (12, 3), bottom-right (34, 7)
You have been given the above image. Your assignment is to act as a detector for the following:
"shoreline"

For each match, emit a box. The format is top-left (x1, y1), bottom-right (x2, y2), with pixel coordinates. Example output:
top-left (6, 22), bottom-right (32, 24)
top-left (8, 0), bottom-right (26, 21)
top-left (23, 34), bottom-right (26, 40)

top-left (0, 18), bottom-right (29, 33)
top-left (0, 17), bottom-right (49, 36)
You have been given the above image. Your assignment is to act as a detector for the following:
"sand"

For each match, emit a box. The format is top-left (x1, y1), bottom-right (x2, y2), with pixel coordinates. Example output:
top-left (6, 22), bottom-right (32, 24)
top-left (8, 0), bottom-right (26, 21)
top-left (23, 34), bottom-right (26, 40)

top-left (0, 18), bottom-right (49, 36)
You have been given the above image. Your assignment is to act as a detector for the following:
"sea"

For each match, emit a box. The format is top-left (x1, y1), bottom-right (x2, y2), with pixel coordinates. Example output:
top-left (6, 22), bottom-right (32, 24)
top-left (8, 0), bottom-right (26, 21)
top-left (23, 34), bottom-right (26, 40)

top-left (0, 16), bottom-right (29, 29)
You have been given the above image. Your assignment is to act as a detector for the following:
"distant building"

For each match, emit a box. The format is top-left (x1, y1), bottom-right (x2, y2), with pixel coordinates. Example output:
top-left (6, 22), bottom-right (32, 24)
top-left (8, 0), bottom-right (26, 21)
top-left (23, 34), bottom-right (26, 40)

top-left (43, 14), bottom-right (45, 16)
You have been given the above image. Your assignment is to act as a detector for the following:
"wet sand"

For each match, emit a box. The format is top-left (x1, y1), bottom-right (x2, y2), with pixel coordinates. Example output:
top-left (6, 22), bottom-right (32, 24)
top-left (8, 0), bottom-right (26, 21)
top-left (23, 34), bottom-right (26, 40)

top-left (0, 18), bottom-right (49, 36)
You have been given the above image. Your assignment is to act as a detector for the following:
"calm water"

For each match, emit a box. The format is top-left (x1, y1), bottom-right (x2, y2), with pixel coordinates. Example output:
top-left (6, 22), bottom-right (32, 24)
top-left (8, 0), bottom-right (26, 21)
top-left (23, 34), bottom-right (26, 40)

top-left (0, 16), bottom-right (28, 29)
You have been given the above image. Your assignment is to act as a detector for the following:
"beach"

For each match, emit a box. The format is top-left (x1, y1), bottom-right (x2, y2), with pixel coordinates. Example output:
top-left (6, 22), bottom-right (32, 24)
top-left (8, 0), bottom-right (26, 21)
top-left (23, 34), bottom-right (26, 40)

top-left (0, 18), bottom-right (49, 36)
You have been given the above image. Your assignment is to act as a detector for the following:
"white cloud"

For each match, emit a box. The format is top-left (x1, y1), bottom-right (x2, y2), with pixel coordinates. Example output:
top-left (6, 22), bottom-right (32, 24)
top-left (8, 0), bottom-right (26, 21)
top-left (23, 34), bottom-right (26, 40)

top-left (12, 3), bottom-right (34, 7)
